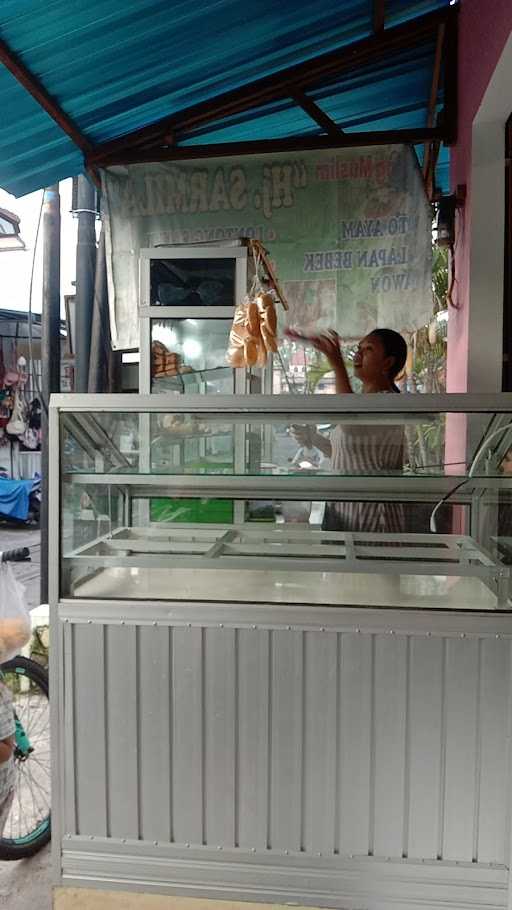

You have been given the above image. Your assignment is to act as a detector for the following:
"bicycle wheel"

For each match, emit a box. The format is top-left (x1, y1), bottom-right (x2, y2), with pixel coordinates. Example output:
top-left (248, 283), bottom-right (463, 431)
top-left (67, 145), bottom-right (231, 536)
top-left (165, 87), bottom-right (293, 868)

top-left (0, 656), bottom-right (50, 859)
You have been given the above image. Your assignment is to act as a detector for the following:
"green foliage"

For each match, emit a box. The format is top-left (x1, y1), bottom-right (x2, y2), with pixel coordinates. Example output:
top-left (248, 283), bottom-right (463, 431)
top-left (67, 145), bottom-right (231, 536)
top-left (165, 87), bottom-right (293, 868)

top-left (432, 245), bottom-right (449, 313)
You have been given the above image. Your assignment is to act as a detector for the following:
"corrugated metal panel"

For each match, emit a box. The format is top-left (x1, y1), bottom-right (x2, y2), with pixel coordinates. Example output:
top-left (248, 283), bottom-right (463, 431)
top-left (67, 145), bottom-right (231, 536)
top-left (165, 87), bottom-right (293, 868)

top-left (442, 637), bottom-right (480, 862)
top-left (372, 634), bottom-right (408, 857)
top-left (406, 635), bottom-right (444, 859)
top-left (203, 627), bottom-right (236, 847)
top-left (105, 624), bottom-right (139, 838)
top-left (269, 630), bottom-right (303, 851)
top-left (72, 622), bottom-right (108, 836)
top-left (171, 626), bottom-right (204, 844)
top-left (138, 624), bottom-right (171, 842)
top-left (0, 0), bottom-right (451, 197)
top-left (338, 631), bottom-right (373, 854)
top-left (477, 638), bottom-right (511, 864)
top-left (67, 618), bottom-right (511, 867)
top-left (302, 631), bottom-right (337, 854)
top-left (236, 628), bottom-right (269, 849)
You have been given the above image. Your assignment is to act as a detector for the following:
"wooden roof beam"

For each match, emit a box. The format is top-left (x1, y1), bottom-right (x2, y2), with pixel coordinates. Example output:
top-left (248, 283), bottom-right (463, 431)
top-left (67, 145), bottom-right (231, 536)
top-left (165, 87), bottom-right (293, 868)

top-left (288, 87), bottom-right (345, 138)
top-left (441, 3), bottom-right (458, 145)
top-left (373, 0), bottom-right (386, 34)
top-left (423, 22), bottom-right (446, 198)
top-left (88, 5), bottom-right (456, 168)
top-left (102, 127), bottom-right (445, 167)
top-left (0, 37), bottom-right (93, 156)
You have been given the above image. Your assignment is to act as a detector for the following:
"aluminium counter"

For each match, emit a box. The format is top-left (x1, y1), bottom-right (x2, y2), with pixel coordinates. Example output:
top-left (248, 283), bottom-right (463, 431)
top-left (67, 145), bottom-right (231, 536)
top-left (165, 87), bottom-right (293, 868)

top-left (50, 393), bottom-right (512, 910)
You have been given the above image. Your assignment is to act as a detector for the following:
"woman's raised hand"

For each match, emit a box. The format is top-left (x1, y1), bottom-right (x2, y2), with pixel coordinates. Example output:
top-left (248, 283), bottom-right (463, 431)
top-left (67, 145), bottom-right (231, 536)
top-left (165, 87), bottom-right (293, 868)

top-left (290, 424), bottom-right (314, 447)
top-left (285, 328), bottom-right (343, 368)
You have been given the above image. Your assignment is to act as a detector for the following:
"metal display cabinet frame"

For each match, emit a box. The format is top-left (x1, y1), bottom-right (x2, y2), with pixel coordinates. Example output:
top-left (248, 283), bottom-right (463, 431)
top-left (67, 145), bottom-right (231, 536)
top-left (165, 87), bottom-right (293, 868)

top-left (50, 392), bottom-right (512, 910)
top-left (138, 245), bottom-right (249, 396)
top-left (53, 391), bottom-right (512, 607)
top-left (138, 246), bottom-right (252, 523)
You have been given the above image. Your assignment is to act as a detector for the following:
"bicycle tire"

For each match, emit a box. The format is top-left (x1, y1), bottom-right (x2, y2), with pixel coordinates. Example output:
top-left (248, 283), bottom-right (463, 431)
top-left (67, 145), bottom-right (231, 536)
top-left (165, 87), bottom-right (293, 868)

top-left (0, 656), bottom-right (50, 860)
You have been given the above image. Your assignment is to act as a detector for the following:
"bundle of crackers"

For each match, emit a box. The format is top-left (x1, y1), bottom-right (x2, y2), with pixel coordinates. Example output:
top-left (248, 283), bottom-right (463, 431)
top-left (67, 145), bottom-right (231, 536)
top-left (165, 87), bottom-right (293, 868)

top-left (226, 240), bottom-right (288, 369)
top-left (227, 293), bottom-right (279, 368)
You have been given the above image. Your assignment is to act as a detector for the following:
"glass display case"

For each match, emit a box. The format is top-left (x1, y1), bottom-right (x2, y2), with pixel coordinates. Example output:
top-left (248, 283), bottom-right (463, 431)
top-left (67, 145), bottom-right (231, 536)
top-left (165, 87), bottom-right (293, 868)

top-left (138, 246), bottom-right (250, 396)
top-left (51, 393), bottom-right (512, 610)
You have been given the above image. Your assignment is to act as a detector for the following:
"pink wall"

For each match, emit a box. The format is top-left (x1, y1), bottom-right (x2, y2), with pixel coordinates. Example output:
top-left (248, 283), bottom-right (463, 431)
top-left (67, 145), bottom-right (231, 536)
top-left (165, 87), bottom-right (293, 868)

top-left (446, 0), bottom-right (512, 392)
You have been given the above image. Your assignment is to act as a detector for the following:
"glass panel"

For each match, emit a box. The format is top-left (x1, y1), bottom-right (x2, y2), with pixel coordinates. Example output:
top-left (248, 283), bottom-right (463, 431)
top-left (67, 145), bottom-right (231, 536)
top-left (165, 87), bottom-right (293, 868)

top-left (58, 402), bottom-right (512, 609)
top-left (60, 410), bottom-right (510, 478)
top-left (0, 214), bottom-right (17, 236)
top-left (61, 490), bottom-right (505, 610)
top-left (150, 257), bottom-right (236, 307)
top-left (151, 318), bottom-right (234, 394)
top-left (61, 413), bottom-right (140, 474)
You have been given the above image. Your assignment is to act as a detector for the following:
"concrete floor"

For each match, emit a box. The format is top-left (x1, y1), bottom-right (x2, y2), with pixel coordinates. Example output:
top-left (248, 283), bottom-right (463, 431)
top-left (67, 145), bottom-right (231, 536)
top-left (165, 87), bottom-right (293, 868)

top-left (0, 526), bottom-right (52, 909)
top-left (0, 845), bottom-right (52, 909)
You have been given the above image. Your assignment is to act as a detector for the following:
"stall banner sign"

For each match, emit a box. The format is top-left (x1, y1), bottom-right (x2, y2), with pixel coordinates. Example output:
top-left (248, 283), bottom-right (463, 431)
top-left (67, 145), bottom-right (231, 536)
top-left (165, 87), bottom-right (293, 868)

top-left (102, 146), bottom-right (432, 351)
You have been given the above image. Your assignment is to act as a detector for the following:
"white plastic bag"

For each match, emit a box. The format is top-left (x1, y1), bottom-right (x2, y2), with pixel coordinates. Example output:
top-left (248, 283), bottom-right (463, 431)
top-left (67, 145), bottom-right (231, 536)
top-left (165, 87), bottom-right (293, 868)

top-left (0, 563), bottom-right (31, 662)
top-left (6, 391), bottom-right (26, 437)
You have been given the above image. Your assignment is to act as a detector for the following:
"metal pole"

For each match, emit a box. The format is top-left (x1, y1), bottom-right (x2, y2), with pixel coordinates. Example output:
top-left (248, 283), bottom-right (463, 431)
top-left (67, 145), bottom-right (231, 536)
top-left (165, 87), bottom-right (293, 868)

top-left (40, 184), bottom-right (61, 605)
top-left (88, 225), bottom-right (107, 393)
top-left (88, 224), bottom-right (123, 394)
top-left (74, 174), bottom-right (97, 392)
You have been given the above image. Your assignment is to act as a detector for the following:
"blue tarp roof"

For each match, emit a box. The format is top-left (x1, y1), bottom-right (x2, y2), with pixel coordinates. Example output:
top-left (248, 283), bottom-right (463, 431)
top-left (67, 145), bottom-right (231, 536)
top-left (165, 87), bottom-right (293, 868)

top-left (0, 0), bottom-right (452, 197)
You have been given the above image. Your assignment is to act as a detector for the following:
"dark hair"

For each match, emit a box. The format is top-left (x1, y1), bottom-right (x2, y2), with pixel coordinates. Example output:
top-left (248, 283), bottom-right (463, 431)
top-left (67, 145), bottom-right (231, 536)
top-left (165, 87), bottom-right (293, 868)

top-left (369, 328), bottom-right (408, 381)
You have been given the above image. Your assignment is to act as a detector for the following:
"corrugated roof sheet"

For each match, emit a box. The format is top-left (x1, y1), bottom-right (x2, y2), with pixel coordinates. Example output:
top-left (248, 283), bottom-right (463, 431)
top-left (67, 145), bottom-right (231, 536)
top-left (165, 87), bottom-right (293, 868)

top-left (0, 0), bottom-right (451, 197)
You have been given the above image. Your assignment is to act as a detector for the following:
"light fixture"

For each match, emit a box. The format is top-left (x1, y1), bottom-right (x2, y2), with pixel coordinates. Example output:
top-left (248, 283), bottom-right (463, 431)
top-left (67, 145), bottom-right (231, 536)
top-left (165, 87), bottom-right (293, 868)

top-left (183, 339), bottom-right (202, 360)
top-left (0, 207), bottom-right (25, 251)
top-left (435, 196), bottom-right (456, 247)
top-left (152, 324), bottom-right (177, 349)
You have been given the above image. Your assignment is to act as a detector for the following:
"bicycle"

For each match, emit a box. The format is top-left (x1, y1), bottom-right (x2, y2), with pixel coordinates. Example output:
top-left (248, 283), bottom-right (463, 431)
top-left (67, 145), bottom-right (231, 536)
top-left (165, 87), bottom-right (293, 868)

top-left (0, 547), bottom-right (50, 860)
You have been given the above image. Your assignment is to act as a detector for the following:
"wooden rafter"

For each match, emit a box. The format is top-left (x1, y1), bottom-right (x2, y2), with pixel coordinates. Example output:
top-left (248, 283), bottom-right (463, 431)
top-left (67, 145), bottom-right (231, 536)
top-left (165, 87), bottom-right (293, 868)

top-left (100, 128), bottom-right (445, 167)
top-left (0, 37), bottom-right (93, 155)
top-left (442, 3), bottom-right (458, 146)
top-left (373, 0), bottom-right (386, 34)
top-left (87, 5), bottom-right (456, 168)
top-left (288, 87), bottom-right (345, 138)
top-left (423, 23), bottom-right (445, 198)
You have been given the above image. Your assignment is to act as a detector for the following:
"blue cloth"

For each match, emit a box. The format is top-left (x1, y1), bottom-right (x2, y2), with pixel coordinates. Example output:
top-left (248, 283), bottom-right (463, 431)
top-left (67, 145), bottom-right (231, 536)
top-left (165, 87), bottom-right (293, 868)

top-left (0, 479), bottom-right (33, 521)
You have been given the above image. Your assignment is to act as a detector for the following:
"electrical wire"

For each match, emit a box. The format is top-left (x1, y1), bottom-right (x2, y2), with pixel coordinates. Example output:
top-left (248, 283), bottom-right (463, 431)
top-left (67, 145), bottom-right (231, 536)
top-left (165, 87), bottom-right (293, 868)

top-left (446, 242), bottom-right (458, 309)
top-left (429, 421), bottom-right (512, 532)
top-left (429, 478), bottom-right (470, 533)
top-left (467, 422), bottom-right (512, 478)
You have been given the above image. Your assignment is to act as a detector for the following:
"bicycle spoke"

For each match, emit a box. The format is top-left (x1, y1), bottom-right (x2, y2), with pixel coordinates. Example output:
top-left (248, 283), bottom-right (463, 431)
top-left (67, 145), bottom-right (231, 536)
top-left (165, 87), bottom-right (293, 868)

top-left (0, 662), bottom-right (50, 851)
top-left (16, 703), bottom-right (49, 741)
top-left (22, 764), bottom-right (50, 804)
top-left (29, 756), bottom-right (51, 782)
top-left (21, 759), bottom-right (50, 800)
top-left (18, 765), bottom-right (40, 831)
top-left (19, 764), bottom-right (48, 825)
top-left (16, 774), bottom-right (23, 839)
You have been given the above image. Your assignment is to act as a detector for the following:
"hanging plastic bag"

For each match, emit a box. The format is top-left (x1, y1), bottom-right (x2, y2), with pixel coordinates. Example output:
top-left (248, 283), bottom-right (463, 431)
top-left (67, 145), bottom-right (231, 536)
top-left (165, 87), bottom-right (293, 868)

top-left (6, 390), bottom-right (26, 437)
top-left (21, 427), bottom-right (39, 450)
top-left (0, 563), bottom-right (31, 662)
top-left (226, 244), bottom-right (279, 369)
top-left (256, 292), bottom-right (278, 354)
top-left (226, 296), bottom-right (267, 368)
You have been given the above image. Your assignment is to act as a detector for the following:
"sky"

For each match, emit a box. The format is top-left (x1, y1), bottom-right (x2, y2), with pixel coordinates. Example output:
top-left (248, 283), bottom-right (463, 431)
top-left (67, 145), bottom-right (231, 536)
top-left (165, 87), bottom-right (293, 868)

top-left (0, 178), bottom-right (77, 316)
